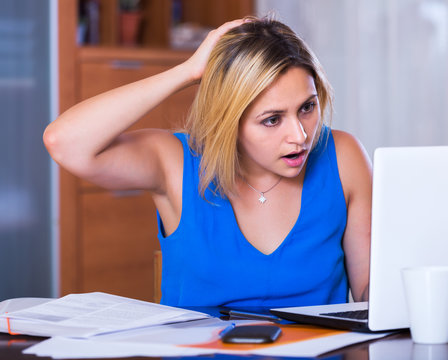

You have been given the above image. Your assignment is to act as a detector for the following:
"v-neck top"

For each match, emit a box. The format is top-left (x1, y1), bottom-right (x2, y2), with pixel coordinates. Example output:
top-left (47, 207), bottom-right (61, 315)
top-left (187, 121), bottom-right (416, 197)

top-left (157, 127), bottom-right (348, 307)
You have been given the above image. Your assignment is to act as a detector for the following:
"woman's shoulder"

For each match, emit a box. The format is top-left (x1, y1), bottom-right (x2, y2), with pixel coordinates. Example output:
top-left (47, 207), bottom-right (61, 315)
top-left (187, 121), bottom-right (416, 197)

top-left (331, 129), bottom-right (369, 163)
top-left (129, 128), bottom-right (182, 147)
top-left (150, 129), bottom-right (184, 163)
top-left (331, 129), bottom-right (372, 200)
top-left (129, 128), bottom-right (184, 176)
top-left (127, 128), bottom-right (183, 165)
top-left (331, 129), bottom-right (360, 147)
top-left (312, 128), bottom-right (360, 159)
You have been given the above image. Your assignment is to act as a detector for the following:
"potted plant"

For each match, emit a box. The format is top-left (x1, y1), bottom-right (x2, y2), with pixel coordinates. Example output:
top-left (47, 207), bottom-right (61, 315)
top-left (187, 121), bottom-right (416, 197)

top-left (119, 0), bottom-right (142, 46)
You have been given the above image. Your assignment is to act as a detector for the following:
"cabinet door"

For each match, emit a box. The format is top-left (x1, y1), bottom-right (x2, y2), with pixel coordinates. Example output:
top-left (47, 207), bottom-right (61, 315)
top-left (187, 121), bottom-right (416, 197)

top-left (81, 190), bottom-right (156, 301)
top-left (80, 61), bottom-right (173, 129)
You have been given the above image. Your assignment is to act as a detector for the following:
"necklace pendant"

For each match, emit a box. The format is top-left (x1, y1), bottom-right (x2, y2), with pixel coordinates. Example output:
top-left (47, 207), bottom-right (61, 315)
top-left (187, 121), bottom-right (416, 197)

top-left (258, 194), bottom-right (267, 204)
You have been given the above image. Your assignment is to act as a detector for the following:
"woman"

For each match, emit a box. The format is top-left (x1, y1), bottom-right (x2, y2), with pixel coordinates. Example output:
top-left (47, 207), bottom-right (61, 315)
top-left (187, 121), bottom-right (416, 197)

top-left (44, 17), bottom-right (371, 307)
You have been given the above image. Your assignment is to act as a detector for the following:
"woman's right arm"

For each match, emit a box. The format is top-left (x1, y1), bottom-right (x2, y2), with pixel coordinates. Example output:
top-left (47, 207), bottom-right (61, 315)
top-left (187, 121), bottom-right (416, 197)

top-left (43, 64), bottom-right (195, 191)
top-left (44, 19), bottom-right (245, 193)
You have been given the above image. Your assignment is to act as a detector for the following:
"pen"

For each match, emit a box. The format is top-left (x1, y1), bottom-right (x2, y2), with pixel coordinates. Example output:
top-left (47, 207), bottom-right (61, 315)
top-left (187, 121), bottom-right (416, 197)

top-left (219, 323), bottom-right (236, 338)
top-left (220, 309), bottom-right (282, 323)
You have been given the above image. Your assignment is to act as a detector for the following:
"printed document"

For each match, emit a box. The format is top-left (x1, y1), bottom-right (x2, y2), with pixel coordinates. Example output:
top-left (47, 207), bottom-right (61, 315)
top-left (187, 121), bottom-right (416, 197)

top-left (0, 292), bottom-right (209, 338)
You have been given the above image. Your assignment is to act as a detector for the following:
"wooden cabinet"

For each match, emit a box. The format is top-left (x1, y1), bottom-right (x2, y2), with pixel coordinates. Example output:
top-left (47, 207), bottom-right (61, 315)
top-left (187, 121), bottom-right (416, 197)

top-left (80, 0), bottom-right (253, 48)
top-left (58, 0), bottom-right (253, 302)
top-left (80, 190), bottom-right (156, 299)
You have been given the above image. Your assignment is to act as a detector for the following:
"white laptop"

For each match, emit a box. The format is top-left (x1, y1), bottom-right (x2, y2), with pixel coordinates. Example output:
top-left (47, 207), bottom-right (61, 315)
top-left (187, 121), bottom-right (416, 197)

top-left (271, 146), bottom-right (448, 332)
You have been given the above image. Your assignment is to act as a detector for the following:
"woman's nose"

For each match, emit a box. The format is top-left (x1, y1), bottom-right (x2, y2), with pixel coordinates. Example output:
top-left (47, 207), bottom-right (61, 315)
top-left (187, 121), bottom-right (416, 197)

top-left (285, 118), bottom-right (307, 144)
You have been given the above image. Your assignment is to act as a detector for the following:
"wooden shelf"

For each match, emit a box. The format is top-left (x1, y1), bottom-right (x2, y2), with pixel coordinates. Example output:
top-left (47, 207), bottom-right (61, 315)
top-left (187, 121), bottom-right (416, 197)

top-left (79, 0), bottom-right (253, 48)
top-left (78, 46), bottom-right (192, 62)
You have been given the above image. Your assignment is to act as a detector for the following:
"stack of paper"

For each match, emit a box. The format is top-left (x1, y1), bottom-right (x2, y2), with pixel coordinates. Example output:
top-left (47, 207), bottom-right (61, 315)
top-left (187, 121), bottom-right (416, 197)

top-left (0, 292), bottom-right (210, 338)
top-left (1, 292), bottom-right (391, 358)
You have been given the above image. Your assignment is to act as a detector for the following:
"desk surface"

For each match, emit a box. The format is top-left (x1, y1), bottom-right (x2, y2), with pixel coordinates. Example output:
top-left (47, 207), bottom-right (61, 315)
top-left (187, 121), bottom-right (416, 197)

top-left (2, 305), bottom-right (447, 360)
top-left (5, 331), bottom-right (446, 360)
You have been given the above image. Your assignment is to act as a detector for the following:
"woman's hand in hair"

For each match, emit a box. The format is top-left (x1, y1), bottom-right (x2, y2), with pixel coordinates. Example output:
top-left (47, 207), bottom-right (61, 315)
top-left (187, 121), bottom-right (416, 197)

top-left (183, 19), bottom-right (246, 83)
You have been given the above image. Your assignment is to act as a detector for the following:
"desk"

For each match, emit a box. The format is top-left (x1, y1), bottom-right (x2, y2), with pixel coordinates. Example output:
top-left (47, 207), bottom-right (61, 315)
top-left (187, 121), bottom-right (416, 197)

top-left (6, 331), bottom-right (444, 360)
top-left (2, 304), bottom-right (447, 360)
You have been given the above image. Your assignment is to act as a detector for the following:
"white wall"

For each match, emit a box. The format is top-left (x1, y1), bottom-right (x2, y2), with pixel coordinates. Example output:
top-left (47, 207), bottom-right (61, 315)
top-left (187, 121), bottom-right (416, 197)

top-left (256, 0), bottom-right (448, 158)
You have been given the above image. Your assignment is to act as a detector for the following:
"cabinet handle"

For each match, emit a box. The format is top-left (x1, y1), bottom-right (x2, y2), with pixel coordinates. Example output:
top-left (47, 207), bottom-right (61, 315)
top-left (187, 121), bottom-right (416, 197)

top-left (110, 60), bottom-right (143, 70)
top-left (111, 190), bottom-right (144, 198)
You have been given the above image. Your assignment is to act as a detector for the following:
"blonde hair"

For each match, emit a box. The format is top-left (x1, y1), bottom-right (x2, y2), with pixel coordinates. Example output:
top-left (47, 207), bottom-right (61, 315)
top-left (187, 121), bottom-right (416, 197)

top-left (184, 17), bottom-right (333, 198)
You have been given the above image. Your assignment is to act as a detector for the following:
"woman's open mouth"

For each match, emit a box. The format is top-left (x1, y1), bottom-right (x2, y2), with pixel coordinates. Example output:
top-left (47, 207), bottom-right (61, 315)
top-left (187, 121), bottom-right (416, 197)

top-left (282, 150), bottom-right (306, 167)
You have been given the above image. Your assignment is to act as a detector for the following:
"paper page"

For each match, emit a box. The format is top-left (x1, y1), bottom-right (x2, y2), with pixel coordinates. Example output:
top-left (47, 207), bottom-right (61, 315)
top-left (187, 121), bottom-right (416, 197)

top-left (23, 337), bottom-right (216, 359)
top-left (23, 321), bottom-right (392, 359)
top-left (252, 331), bottom-right (391, 357)
top-left (183, 323), bottom-right (391, 357)
top-left (22, 319), bottom-right (269, 359)
top-left (91, 318), bottom-right (266, 345)
top-left (0, 298), bottom-right (52, 314)
top-left (1, 292), bottom-right (209, 338)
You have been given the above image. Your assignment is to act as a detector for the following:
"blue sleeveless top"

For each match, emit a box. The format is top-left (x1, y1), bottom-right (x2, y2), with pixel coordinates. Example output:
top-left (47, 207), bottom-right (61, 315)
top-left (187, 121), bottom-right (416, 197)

top-left (157, 127), bottom-right (348, 307)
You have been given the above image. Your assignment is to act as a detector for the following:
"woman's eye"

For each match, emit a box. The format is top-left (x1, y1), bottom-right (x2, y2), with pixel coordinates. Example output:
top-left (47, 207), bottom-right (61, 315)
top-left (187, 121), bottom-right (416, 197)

top-left (262, 116), bottom-right (280, 127)
top-left (300, 101), bottom-right (316, 115)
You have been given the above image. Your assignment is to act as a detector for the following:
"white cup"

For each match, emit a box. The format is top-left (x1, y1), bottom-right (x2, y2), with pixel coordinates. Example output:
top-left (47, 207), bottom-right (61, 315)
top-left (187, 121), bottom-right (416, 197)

top-left (402, 266), bottom-right (448, 344)
top-left (412, 343), bottom-right (448, 360)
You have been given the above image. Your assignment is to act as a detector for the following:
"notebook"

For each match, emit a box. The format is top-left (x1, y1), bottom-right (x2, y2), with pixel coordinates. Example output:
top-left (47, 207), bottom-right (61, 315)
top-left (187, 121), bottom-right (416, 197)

top-left (271, 146), bottom-right (448, 332)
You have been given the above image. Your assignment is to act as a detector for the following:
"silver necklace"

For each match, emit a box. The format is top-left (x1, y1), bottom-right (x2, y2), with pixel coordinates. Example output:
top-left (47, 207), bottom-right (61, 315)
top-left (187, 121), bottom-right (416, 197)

top-left (243, 176), bottom-right (282, 204)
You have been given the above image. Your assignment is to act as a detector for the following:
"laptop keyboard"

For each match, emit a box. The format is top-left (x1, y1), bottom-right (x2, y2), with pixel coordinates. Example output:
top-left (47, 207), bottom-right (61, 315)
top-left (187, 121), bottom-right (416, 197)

top-left (320, 309), bottom-right (369, 320)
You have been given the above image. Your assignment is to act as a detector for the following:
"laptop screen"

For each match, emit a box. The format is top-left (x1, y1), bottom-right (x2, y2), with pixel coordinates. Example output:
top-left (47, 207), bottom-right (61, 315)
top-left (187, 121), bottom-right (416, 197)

top-left (368, 146), bottom-right (448, 331)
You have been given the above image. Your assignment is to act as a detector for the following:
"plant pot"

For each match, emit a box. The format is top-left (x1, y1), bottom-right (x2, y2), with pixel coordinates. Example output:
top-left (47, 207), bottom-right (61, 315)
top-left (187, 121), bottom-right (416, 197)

top-left (120, 11), bottom-right (142, 46)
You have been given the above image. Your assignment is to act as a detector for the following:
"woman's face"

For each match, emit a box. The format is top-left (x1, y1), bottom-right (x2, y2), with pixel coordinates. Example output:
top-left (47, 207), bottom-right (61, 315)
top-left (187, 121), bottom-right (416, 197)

top-left (238, 66), bottom-right (321, 179)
